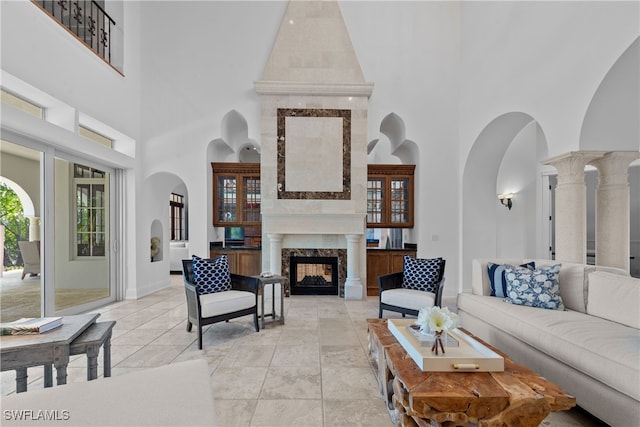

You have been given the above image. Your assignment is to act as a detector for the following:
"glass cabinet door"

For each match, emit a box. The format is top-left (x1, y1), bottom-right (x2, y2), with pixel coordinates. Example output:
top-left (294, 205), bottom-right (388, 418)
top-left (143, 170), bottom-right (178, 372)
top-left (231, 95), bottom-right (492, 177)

top-left (216, 175), bottom-right (237, 223)
top-left (243, 176), bottom-right (261, 223)
top-left (367, 177), bottom-right (385, 225)
top-left (390, 177), bottom-right (411, 225)
top-left (366, 164), bottom-right (414, 228)
top-left (212, 163), bottom-right (260, 227)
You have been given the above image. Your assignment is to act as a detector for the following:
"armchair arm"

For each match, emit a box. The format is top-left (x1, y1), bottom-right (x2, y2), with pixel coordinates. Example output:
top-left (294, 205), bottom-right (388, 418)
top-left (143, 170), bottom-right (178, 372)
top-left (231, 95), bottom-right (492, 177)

top-left (230, 274), bottom-right (260, 294)
top-left (183, 278), bottom-right (201, 320)
top-left (434, 277), bottom-right (445, 307)
top-left (378, 272), bottom-right (404, 293)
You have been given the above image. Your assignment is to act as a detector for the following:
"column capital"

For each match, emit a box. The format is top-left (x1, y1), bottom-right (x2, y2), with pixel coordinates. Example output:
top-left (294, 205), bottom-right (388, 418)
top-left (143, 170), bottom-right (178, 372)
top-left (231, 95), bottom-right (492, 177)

top-left (544, 151), bottom-right (603, 185)
top-left (589, 151), bottom-right (640, 186)
top-left (267, 233), bottom-right (283, 242)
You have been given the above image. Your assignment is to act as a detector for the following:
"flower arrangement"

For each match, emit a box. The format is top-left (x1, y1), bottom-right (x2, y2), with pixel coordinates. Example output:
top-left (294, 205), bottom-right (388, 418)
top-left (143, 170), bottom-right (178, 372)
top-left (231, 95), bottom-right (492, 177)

top-left (415, 306), bottom-right (459, 355)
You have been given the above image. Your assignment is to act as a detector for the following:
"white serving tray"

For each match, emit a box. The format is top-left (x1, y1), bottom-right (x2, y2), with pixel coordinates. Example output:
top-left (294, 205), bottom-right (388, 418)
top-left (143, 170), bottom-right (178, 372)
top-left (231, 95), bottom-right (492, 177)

top-left (387, 319), bottom-right (504, 372)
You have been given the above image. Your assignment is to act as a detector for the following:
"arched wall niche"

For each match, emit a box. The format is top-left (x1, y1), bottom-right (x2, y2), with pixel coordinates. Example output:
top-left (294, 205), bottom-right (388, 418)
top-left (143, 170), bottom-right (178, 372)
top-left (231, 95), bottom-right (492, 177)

top-left (206, 110), bottom-right (260, 244)
top-left (462, 112), bottom-right (549, 291)
top-left (211, 110), bottom-right (260, 163)
top-left (368, 112), bottom-right (421, 246)
top-left (580, 37), bottom-right (640, 151)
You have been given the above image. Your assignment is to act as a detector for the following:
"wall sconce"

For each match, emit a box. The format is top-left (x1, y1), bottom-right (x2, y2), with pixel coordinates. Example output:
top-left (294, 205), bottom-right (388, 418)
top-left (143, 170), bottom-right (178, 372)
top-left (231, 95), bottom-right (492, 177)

top-left (498, 193), bottom-right (514, 210)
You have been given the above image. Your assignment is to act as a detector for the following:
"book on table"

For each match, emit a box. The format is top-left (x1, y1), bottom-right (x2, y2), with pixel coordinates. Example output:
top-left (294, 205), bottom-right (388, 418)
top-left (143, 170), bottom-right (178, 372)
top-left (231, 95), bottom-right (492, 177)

top-left (0, 317), bottom-right (63, 335)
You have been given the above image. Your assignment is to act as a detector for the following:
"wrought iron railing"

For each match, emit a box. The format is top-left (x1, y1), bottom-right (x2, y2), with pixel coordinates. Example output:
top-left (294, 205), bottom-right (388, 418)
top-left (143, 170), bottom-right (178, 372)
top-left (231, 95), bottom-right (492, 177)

top-left (33, 1), bottom-right (115, 66)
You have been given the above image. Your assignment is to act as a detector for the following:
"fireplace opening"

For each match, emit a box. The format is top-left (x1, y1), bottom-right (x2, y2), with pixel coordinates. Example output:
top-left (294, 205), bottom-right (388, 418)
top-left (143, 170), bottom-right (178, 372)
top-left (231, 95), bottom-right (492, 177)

top-left (290, 256), bottom-right (339, 295)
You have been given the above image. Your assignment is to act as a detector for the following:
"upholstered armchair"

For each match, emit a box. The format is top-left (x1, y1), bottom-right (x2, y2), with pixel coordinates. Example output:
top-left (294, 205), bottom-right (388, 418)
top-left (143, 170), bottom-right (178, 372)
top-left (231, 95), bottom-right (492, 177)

top-left (378, 257), bottom-right (446, 318)
top-left (182, 257), bottom-right (260, 350)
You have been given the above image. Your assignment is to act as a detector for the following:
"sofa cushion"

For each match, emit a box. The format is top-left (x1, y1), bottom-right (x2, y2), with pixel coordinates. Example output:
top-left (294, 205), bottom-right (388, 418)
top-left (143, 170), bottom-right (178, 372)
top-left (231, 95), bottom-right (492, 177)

top-left (587, 271), bottom-right (640, 329)
top-left (534, 260), bottom-right (592, 313)
top-left (504, 264), bottom-right (565, 310)
top-left (192, 255), bottom-right (231, 294)
top-left (472, 258), bottom-right (526, 296)
top-left (457, 293), bottom-right (640, 402)
top-left (402, 256), bottom-right (443, 292)
top-left (381, 288), bottom-right (436, 311)
top-left (199, 290), bottom-right (256, 318)
top-left (488, 261), bottom-right (535, 298)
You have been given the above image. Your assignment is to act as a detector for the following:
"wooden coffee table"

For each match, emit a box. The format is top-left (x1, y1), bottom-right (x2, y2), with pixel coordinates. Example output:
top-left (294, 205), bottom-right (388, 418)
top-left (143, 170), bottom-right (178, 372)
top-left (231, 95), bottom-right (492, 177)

top-left (367, 319), bottom-right (576, 426)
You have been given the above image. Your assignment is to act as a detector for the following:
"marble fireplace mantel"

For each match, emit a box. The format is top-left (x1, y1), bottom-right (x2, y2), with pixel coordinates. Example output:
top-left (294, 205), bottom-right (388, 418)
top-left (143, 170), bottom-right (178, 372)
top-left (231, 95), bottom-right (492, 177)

top-left (262, 213), bottom-right (365, 235)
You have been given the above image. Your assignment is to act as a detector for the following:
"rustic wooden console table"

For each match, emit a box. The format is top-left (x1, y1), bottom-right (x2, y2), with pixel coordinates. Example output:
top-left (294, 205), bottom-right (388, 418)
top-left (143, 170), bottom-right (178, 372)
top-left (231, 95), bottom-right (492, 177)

top-left (367, 319), bottom-right (576, 426)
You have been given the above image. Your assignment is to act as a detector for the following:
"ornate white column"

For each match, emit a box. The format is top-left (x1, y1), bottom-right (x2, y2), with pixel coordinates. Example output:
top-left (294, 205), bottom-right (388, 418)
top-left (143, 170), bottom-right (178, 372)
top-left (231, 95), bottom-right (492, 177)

top-left (344, 234), bottom-right (364, 300)
top-left (267, 233), bottom-right (283, 274)
top-left (545, 152), bottom-right (602, 264)
top-left (28, 216), bottom-right (40, 241)
top-left (590, 152), bottom-right (639, 272)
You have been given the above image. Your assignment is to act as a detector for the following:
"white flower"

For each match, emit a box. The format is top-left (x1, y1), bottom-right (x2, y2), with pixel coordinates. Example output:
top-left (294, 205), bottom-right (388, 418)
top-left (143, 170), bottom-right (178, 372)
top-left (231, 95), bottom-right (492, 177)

top-left (415, 306), bottom-right (459, 334)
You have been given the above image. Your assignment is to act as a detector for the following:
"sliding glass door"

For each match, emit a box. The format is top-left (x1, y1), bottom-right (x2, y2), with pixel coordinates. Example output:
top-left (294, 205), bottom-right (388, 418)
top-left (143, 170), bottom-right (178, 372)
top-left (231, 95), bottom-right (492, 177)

top-left (0, 140), bottom-right (43, 322)
top-left (51, 157), bottom-right (114, 314)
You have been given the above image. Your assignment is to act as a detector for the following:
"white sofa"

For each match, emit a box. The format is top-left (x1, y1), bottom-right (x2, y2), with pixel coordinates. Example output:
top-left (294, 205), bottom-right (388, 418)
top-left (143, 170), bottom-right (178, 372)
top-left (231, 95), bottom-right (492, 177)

top-left (457, 259), bottom-right (640, 427)
top-left (169, 241), bottom-right (189, 273)
top-left (1, 359), bottom-right (216, 426)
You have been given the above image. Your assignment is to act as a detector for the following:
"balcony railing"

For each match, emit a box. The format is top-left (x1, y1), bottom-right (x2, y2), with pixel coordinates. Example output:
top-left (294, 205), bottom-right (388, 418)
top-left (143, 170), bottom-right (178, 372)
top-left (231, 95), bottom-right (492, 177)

top-left (33, 1), bottom-right (115, 66)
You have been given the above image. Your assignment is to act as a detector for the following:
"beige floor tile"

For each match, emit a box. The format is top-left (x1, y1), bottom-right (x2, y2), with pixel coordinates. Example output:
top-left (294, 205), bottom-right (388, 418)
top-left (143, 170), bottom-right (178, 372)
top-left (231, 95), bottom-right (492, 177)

top-left (111, 328), bottom-right (168, 346)
top-left (219, 344), bottom-right (276, 368)
top-left (213, 399), bottom-right (257, 427)
top-left (320, 345), bottom-right (369, 368)
top-left (259, 366), bottom-right (322, 400)
top-left (250, 399), bottom-right (323, 427)
top-left (321, 366), bottom-right (380, 400)
top-left (271, 343), bottom-right (320, 367)
top-left (323, 398), bottom-right (393, 427)
top-left (210, 366), bottom-right (268, 400)
top-left (0, 276), bottom-right (609, 426)
top-left (115, 345), bottom-right (185, 368)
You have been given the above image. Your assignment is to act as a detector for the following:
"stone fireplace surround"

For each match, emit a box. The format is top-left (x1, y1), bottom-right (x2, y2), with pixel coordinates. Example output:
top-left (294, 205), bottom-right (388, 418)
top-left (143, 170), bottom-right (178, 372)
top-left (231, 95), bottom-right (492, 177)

top-left (282, 248), bottom-right (347, 297)
top-left (254, 0), bottom-right (373, 299)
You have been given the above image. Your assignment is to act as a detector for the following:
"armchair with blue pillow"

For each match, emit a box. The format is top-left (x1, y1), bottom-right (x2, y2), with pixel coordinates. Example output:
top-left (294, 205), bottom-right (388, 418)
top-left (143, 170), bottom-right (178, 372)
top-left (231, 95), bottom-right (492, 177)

top-left (182, 255), bottom-right (260, 349)
top-left (378, 255), bottom-right (446, 318)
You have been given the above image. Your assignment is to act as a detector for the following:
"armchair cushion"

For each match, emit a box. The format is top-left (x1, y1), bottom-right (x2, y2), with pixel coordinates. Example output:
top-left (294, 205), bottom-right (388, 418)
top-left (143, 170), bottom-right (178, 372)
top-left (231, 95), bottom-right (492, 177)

top-left (200, 290), bottom-right (257, 318)
top-left (402, 256), bottom-right (443, 292)
top-left (192, 255), bottom-right (231, 294)
top-left (380, 288), bottom-right (436, 312)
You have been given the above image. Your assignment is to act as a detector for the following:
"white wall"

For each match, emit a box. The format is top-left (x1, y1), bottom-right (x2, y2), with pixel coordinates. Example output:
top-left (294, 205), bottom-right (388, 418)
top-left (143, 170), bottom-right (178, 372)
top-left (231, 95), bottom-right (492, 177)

top-left (3, 1), bottom-right (637, 300)
top-left (0, 152), bottom-right (40, 217)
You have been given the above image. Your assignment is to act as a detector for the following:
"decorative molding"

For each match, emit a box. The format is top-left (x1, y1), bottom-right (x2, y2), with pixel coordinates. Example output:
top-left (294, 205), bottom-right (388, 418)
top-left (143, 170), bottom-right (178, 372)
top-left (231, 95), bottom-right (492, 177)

top-left (262, 213), bottom-right (366, 235)
top-left (277, 108), bottom-right (351, 200)
top-left (255, 81), bottom-right (373, 97)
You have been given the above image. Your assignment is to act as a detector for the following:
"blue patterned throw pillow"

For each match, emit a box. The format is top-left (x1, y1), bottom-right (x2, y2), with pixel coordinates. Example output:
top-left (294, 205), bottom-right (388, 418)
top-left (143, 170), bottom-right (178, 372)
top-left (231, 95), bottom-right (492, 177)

top-left (192, 255), bottom-right (231, 295)
top-left (504, 264), bottom-right (564, 310)
top-left (402, 256), bottom-right (444, 292)
top-left (488, 261), bottom-right (535, 298)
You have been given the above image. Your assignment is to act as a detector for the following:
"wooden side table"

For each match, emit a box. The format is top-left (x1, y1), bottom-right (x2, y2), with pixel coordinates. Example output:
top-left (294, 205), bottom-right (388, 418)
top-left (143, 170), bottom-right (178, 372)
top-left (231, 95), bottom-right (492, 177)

top-left (254, 275), bottom-right (287, 328)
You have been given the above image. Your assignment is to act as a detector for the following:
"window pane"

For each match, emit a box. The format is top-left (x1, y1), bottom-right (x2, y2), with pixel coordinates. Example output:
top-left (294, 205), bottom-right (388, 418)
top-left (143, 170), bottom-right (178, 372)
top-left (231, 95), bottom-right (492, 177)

top-left (367, 178), bottom-right (385, 223)
top-left (390, 178), bottom-right (410, 224)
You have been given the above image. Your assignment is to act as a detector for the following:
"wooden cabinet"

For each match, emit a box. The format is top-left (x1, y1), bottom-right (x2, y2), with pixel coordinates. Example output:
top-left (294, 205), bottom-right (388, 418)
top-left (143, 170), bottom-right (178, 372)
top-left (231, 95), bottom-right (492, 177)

top-left (212, 162), bottom-right (261, 227)
top-left (366, 249), bottom-right (416, 296)
top-left (367, 164), bottom-right (415, 228)
top-left (210, 248), bottom-right (262, 276)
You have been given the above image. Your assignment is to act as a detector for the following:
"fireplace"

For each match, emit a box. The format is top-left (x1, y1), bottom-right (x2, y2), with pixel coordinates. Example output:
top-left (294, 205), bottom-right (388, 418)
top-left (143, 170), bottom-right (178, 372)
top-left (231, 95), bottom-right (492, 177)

top-left (290, 256), bottom-right (338, 295)
top-left (281, 248), bottom-right (347, 296)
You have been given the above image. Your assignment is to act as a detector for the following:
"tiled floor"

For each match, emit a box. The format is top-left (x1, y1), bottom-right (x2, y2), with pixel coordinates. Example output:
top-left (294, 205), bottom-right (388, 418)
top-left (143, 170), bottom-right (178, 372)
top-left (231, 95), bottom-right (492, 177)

top-left (1, 276), bottom-right (606, 426)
